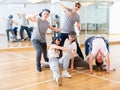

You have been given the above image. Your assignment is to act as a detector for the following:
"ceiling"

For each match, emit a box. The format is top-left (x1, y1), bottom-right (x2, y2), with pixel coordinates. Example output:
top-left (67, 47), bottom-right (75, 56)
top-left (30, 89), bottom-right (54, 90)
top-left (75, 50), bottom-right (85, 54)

top-left (0, 0), bottom-right (120, 4)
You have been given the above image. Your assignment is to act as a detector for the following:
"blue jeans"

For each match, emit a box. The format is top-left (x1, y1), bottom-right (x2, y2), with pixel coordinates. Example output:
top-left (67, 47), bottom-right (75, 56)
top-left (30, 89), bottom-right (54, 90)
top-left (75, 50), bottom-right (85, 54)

top-left (6, 29), bottom-right (18, 42)
top-left (20, 26), bottom-right (31, 39)
top-left (32, 39), bottom-right (49, 69)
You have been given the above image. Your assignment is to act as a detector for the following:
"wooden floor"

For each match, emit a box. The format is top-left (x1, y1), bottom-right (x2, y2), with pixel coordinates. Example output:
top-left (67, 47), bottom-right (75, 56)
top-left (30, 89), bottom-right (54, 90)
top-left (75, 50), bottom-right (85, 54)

top-left (0, 45), bottom-right (120, 90)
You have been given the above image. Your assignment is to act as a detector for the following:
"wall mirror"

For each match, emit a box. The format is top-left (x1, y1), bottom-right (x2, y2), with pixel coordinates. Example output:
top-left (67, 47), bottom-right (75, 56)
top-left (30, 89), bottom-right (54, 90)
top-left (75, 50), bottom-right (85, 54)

top-left (0, 0), bottom-right (116, 49)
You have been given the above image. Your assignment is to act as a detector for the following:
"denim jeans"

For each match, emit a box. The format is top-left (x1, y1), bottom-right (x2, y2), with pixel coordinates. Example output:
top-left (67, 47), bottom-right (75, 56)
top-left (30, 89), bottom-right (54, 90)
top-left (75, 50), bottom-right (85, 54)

top-left (6, 29), bottom-right (18, 42)
top-left (20, 26), bottom-right (31, 39)
top-left (32, 39), bottom-right (49, 69)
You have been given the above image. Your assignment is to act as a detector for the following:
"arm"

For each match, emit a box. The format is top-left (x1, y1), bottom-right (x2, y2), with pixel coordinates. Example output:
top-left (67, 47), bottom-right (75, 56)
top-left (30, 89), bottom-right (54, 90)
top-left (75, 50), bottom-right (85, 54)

top-left (48, 25), bottom-right (61, 32)
top-left (17, 13), bottom-right (21, 19)
top-left (105, 53), bottom-right (110, 74)
top-left (70, 49), bottom-right (77, 70)
top-left (60, 3), bottom-right (71, 16)
top-left (89, 54), bottom-right (94, 74)
top-left (51, 44), bottom-right (71, 51)
top-left (76, 22), bottom-right (81, 30)
top-left (12, 20), bottom-right (18, 25)
top-left (28, 15), bottom-right (38, 23)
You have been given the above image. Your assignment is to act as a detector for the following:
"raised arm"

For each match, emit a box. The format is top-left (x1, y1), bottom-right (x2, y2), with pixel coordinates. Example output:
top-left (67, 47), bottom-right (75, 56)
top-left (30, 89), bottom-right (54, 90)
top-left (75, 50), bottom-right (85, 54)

top-left (60, 3), bottom-right (71, 16)
top-left (17, 13), bottom-right (21, 19)
top-left (12, 20), bottom-right (18, 25)
top-left (28, 15), bottom-right (38, 23)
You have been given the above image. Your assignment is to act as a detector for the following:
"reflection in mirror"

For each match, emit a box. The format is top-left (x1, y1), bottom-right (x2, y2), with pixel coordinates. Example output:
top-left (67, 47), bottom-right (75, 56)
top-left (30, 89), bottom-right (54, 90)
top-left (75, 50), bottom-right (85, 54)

top-left (0, 0), bottom-right (114, 49)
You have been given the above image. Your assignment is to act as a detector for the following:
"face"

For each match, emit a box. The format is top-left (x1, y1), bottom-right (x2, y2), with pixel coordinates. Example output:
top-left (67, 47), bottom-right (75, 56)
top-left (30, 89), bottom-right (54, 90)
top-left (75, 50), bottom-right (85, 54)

top-left (55, 39), bottom-right (61, 45)
top-left (42, 11), bottom-right (50, 19)
top-left (74, 3), bottom-right (81, 10)
top-left (69, 35), bottom-right (75, 42)
top-left (96, 50), bottom-right (103, 63)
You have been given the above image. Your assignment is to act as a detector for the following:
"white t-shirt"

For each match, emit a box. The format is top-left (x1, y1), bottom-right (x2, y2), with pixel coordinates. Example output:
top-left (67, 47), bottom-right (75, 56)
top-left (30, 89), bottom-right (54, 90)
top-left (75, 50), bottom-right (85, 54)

top-left (91, 38), bottom-right (108, 57)
top-left (64, 38), bottom-right (77, 57)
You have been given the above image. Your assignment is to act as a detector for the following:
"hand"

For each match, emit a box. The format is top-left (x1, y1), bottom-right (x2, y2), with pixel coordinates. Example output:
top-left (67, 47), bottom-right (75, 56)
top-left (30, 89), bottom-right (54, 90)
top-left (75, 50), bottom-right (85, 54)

top-left (90, 70), bottom-right (93, 74)
top-left (66, 11), bottom-right (72, 17)
top-left (57, 28), bottom-right (61, 32)
top-left (106, 70), bottom-right (110, 74)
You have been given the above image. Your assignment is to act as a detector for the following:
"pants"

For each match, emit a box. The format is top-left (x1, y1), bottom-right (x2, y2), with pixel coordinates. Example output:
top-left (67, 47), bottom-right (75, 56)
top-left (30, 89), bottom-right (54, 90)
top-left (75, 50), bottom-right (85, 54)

top-left (49, 53), bottom-right (71, 80)
top-left (69, 56), bottom-right (89, 69)
top-left (32, 39), bottom-right (49, 69)
top-left (20, 26), bottom-right (31, 39)
top-left (6, 29), bottom-right (18, 42)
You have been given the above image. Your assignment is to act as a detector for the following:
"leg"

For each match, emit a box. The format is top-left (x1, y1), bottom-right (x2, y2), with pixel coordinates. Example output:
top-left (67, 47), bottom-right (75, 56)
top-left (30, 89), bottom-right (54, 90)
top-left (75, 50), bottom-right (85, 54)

top-left (76, 41), bottom-right (84, 59)
top-left (49, 58), bottom-right (60, 80)
top-left (6, 30), bottom-right (10, 42)
top-left (73, 56), bottom-right (89, 69)
top-left (41, 42), bottom-right (49, 62)
top-left (49, 58), bottom-right (62, 86)
top-left (25, 27), bottom-right (31, 39)
top-left (10, 29), bottom-right (18, 42)
top-left (20, 26), bottom-right (24, 39)
top-left (59, 53), bottom-right (72, 78)
top-left (59, 33), bottom-right (68, 57)
top-left (32, 39), bottom-right (43, 71)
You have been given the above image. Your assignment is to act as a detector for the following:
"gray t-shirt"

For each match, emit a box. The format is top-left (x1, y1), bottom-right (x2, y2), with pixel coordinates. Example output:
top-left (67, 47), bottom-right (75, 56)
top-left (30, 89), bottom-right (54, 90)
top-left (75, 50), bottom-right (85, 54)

top-left (61, 8), bottom-right (80, 33)
top-left (31, 18), bottom-right (49, 43)
top-left (20, 14), bottom-right (29, 27)
top-left (6, 18), bottom-right (13, 30)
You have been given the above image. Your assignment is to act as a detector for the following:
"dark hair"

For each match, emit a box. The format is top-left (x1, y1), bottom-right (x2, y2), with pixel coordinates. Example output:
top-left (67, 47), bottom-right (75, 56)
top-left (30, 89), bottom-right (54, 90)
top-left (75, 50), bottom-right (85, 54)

top-left (39, 9), bottom-right (50, 17)
top-left (69, 31), bottom-right (76, 36)
top-left (95, 60), bottom-right (103, 67)
top-left (55, 15), bottom-right (59, 18)
top-left (75, 2), bottom-right (81, 7)
top-left (8, 15), bottom-right (13, 19)
top-left (52, 37), bottom-right (61, 44)
top-left (68, 31), bottom-right (77, 44)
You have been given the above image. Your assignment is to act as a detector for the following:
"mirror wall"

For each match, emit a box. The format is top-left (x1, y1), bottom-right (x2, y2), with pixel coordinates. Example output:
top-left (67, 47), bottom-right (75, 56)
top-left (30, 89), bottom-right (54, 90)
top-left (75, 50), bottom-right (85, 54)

top-left (0, 0), bottom-right (113, 48)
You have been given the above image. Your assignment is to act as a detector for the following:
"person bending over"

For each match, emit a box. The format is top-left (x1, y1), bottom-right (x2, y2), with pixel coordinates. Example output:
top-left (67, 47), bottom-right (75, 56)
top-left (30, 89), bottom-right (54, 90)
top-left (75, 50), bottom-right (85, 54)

top-left (85, 36), bottom-right (110, 74)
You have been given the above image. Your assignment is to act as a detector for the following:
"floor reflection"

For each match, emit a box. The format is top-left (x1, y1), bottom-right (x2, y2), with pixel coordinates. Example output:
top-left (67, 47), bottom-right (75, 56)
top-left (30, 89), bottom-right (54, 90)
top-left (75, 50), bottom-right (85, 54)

top-left (0, 33), bottom-right (120, 49)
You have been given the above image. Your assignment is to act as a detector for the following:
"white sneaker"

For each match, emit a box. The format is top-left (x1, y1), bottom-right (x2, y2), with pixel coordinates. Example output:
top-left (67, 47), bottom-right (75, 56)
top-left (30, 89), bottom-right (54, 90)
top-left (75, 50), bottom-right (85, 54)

top-left (62, 70), bottom-right (72, 78)
top-left (41, 62), bottom-right (50, 68)
top-left (56, 76), bottom-right (62, 86)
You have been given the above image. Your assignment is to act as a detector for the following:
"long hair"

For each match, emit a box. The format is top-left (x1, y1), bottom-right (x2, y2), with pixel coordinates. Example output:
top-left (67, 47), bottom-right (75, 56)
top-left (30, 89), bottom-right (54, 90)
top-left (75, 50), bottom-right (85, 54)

top-left (95, 59), bottom-right (103, 67)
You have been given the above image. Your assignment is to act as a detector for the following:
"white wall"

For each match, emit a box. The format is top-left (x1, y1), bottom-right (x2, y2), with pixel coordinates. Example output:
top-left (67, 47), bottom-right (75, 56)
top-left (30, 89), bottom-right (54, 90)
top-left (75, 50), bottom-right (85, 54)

top-left (109, 2), bottom-right (120, 34)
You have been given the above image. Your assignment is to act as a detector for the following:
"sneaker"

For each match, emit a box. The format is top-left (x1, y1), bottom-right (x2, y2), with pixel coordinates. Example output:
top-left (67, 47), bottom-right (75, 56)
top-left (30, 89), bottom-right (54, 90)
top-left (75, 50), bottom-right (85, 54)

top-left (19, 39), bottom-right (24, 42)
top-left (62, 70), bottom-right (72, 78)
top-left (56, 76), bottom-right (62, 86)
top-left (26, 38), bottom-right (31, 41)
top-left (42, 62), bottom-right (50, 68)
top-left (37, 65), bottom-right (42, 72)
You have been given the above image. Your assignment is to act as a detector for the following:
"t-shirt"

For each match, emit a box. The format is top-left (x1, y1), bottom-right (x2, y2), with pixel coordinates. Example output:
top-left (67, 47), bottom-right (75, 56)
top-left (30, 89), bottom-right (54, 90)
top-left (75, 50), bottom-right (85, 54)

top-left (91, 38), bottom-right (108, 57)
top-left (61, 8), bottom-right (80, 33)
top-left (64, 38), bottom-right (77, 57)
top-left (20, 14), bottom-right (29, 27)
top-left (31, 18), bottom-right (49, 43)
top-left (6, 18), bottom-right (13, 30)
